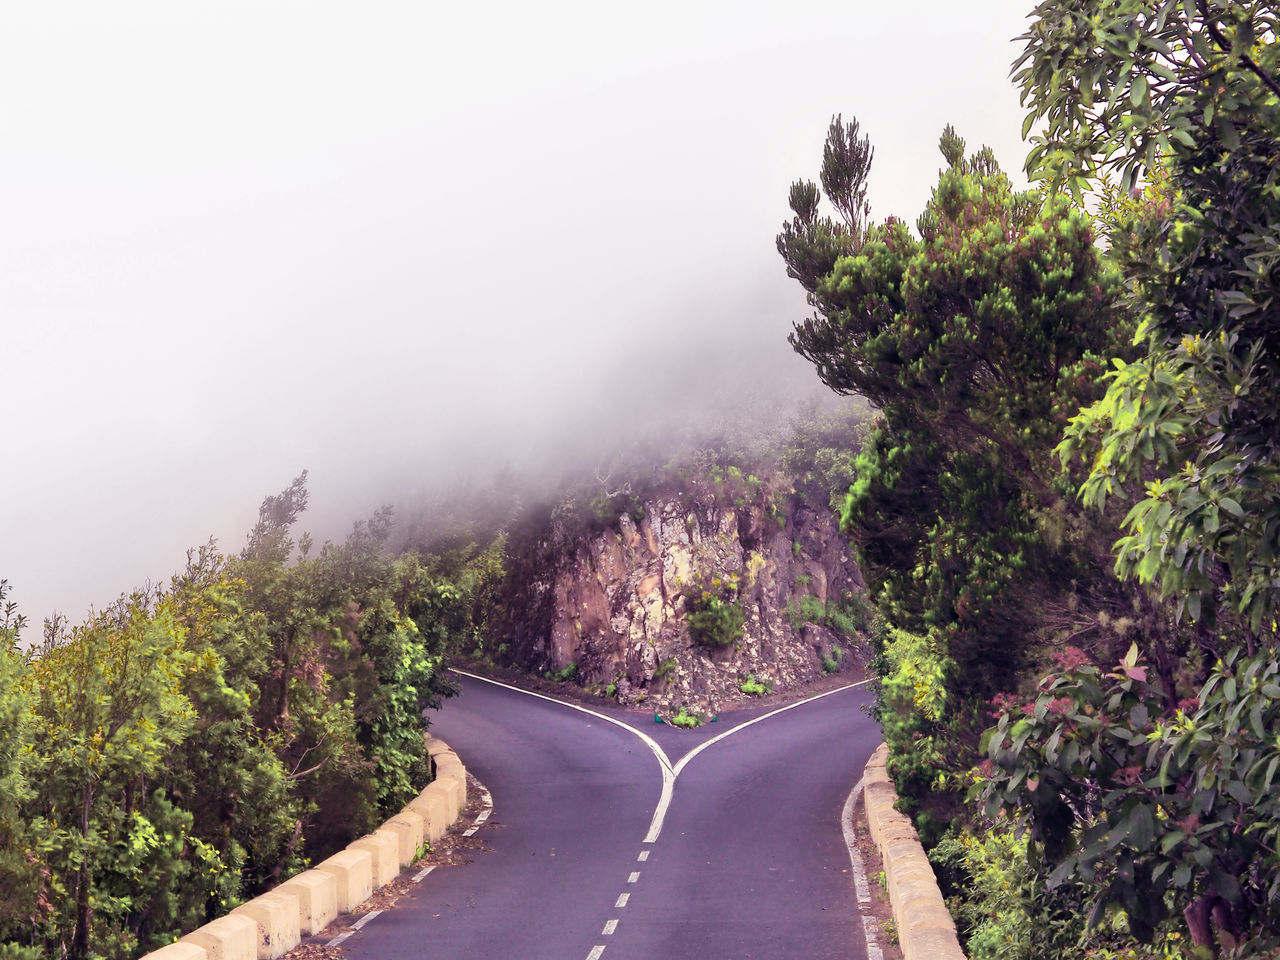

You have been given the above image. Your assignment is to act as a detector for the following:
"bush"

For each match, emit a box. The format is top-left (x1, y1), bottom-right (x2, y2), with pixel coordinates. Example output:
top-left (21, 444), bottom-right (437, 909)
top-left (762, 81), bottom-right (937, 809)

top-left (685, 577), bottom-right (745, 649)
top-left (739, 675), bottom-right (771, 696)
top-left (544, 662), bottom-right (578, 683)
top-left (669, 706), bottom-right (702, 728)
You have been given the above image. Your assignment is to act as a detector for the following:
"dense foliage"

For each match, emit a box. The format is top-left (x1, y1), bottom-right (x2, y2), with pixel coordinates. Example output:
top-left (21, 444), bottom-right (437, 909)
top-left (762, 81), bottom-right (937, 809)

top-left (781, 2), bottom-right (1280, 956)
top-left (986, 3), bottom-right (1280, 954)
top-left (780, 118), bottom-right (1135, 840)
top-left (0, 477), bottom-right (493, 960)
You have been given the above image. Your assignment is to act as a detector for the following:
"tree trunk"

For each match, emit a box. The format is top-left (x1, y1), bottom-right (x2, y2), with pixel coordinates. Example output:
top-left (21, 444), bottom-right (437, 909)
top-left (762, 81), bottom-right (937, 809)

top-left (70, 782), bottom-right (94, 960)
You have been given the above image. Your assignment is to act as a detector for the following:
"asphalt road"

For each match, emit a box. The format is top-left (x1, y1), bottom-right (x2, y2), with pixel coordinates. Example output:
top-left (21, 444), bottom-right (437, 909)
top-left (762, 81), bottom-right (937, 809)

top-left (340, 672), bottom-right (881, 960)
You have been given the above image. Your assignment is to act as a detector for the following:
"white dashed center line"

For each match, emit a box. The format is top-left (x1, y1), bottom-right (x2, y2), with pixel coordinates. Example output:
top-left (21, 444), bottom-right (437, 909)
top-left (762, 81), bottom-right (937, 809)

top-left (615, 893), bottom-right (629, 908)
top-left (602, 919), bottom-right (618, 935)
top-left (637, 850), bottom-right (649, 861)
top-left (586, 946), bottom-right (607, 960)
top-left (627, 871), bottom-right (640, 884)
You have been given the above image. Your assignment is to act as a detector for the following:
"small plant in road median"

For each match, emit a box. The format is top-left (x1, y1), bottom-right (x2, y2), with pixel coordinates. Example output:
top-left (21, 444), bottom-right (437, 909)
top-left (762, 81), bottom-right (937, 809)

top-left (670, 706), bottom-right (702, 728)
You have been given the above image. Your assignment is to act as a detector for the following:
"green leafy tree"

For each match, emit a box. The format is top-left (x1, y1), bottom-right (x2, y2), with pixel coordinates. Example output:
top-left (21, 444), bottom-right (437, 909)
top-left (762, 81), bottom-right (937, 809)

top-left (779, 119), bottom-right (1131, 836)
top-left (224, 479), bottom-right (458, 858)
top-left (24, 597), bottom-right (196, 960)
top-left (984, 6), bottom-right (1280, 952)
top-left (159, 550), bottom-right (303, 905)
top-left (0, 584), bottom-right (40, 956)
top-left (1022, 0), bottom-right (1280, 637)
top-left (984, 644), bottom-right (1280, 951)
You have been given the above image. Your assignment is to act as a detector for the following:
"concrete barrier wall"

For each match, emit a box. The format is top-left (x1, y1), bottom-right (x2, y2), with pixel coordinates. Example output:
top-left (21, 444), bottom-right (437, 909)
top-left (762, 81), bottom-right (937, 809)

top-left (863, 742), bottom-right (966, 960)
top-left (140, 737), bottom-right (466, 960)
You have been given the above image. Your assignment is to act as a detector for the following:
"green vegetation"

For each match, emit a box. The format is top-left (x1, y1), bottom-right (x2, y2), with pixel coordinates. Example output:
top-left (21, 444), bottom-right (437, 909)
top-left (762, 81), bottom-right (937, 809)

top-left (0, 476), bottom-right (496, 959)
top-left (786, 592), bottom-right (871, 639)
top-left (653, 657), bottom-right (678, 681)
top-left (820, 645), bottom-right (842, 676)
top-left (685, 576), bottom-right (746, 649)
top-left (738, 674), bottom-right (771, 696)
top-left (779, 3), bottom-right (1280, 955)
top-left (668, 706), bottom-right (702, 729)
top-left (544, 662), bottom-right (578, 683)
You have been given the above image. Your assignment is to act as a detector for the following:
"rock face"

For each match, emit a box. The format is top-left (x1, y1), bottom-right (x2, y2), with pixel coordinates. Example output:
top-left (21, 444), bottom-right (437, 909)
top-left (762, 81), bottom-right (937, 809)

top-left (491, 471), bottom-right (867, 714)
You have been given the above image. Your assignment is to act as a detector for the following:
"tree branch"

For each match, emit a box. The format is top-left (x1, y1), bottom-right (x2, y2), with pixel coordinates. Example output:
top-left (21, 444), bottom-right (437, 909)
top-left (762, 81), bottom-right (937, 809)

top-left (1197, 0), bottom-right (1280, 100)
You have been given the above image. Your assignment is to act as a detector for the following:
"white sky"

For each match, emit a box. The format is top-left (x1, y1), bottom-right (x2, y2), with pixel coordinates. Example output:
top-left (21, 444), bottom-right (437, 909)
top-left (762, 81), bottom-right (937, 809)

top-left (2, 0), bottom-right (1036, 630)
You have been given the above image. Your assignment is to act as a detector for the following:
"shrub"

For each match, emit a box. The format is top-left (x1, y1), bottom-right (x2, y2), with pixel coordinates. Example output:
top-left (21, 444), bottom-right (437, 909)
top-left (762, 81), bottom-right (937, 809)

top-left (687, 594), bottom-right (745, 649)
top-left (544, 662), bottom-right (577, 683)
top-left (670, 706), bottom-right (702, 728)
top-left (685, 576), bottom-right (745, 649)
top-left (739, 675), bottom-right (771, 696)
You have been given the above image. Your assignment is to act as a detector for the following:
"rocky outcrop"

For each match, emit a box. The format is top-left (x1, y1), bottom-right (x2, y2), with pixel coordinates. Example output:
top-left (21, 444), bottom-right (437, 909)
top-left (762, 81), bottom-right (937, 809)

top-left (491, 469), bottom-right (867, 714)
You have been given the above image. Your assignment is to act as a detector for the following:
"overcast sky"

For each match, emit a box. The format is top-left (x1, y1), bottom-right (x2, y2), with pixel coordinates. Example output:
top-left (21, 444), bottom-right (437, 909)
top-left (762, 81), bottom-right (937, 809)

top-left (2, 0), bottom-right (1036, 631)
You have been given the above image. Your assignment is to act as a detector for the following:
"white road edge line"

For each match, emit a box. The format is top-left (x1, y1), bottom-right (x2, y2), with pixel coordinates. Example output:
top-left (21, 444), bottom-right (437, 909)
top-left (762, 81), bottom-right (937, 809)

top-left (843, 776), bottom-right (872, 904)
top-left (843, 776), bottom-right (882, 960)
top-left (412, 864), bottom-right (435, 882)
top-left (325, 908), bottom-right (384, 948)
top-left (863, 917), bottom-right (885, 960)
top-left (451, 668), bottom-right (874, 843)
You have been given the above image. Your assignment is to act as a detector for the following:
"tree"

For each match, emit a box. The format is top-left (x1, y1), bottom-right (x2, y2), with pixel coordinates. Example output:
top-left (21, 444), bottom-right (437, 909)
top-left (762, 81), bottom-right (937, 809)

top-left (979, 5), bottom-right (1280, 951)
top-left (0, 584), bottom-right (40, 956)
top-left (25, 596), bottom-right (196, 960)
top-left (778, 120), bottom-right (1131, 838)
top-left (1021, 0), bottom-right (1280, 638)
top-left (984, 643), bottom-right (1280, 950)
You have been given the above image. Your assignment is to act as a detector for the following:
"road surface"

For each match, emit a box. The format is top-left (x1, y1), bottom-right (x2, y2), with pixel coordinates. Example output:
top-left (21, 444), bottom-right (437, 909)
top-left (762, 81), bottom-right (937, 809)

top-left (340, 672), bottom-right (881, 960)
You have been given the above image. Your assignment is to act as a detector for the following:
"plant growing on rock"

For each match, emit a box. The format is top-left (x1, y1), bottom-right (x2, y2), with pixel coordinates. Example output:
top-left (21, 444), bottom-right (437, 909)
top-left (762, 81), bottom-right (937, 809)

top-left (669, 706), bottom-right (702, 728)
top-left (685, 576), bottom-right (745, 650)
top-left (738, 675), bottom-right (771, 696)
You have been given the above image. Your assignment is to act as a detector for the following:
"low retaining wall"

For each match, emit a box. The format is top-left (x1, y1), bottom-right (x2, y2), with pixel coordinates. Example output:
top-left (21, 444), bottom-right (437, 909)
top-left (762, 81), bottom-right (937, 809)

top-left (141, 737), bottom-right (466, 960)
top-left (863, 742), bottom-right (966, 960)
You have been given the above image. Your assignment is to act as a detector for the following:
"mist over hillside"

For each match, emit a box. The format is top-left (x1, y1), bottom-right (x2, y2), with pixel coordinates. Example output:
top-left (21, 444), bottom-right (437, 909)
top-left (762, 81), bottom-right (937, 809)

top-left (5, 286), bottom-right (841, 637)
top-left (1, 0), bottom-right (1034, 635)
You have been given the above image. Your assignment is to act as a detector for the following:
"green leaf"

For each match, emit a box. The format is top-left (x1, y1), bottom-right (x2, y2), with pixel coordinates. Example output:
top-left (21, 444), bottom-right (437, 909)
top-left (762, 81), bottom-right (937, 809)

top-left (1128, 804), bottom-right (1155, 849)
top-left (1130, 74), bottom-right (1149, 109)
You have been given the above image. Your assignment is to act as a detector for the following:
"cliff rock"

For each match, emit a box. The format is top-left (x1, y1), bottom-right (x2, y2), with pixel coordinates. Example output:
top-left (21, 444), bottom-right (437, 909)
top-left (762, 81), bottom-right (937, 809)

top-left (491, 468), bottom-right (868, 715)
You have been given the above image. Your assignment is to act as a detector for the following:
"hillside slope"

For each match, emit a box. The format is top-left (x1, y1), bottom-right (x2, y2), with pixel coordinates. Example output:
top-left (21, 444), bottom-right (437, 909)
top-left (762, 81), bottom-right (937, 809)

top-left (479, 411), bottom-right (872, 717)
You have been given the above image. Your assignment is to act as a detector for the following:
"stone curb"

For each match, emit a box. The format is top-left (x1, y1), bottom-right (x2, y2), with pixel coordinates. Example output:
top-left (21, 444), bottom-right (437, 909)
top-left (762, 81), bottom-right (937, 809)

top-left (863, 742), bottom-right (966, 960)
top-left (140, 737), bottom-right (465, 960)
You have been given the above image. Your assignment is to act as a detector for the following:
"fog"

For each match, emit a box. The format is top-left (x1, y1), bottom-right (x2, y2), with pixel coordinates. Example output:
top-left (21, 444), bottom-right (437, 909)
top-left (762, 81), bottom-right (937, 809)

top-left (2, 0), bottom-right (1035, 629)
